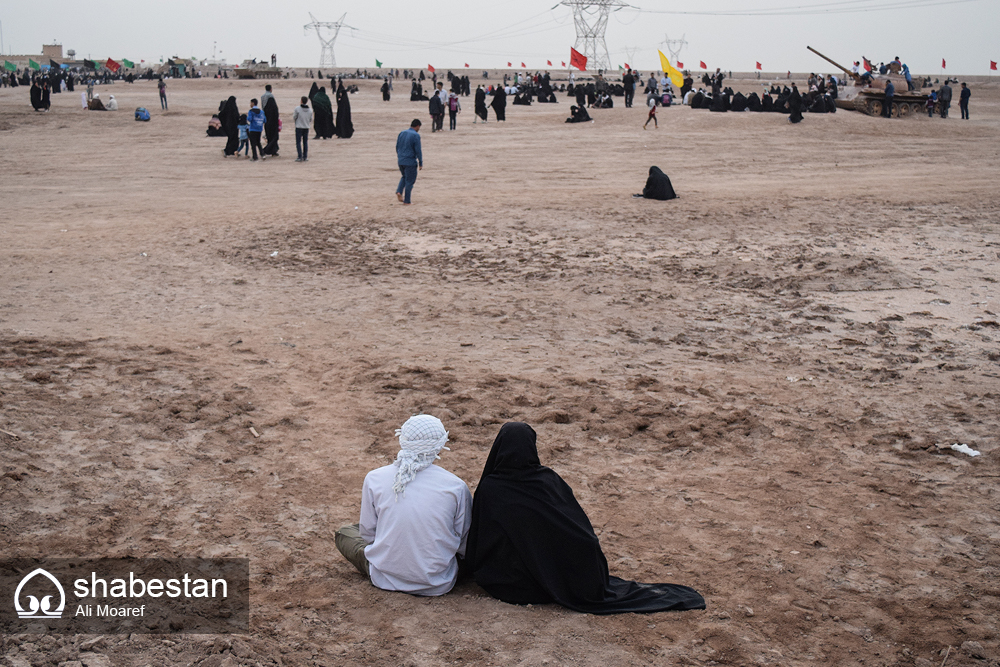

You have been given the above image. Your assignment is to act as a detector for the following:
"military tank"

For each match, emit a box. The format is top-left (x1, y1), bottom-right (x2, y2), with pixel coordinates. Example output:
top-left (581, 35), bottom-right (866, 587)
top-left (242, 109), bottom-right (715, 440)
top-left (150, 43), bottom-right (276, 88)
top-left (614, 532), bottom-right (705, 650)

top-left (807, 46), bottom-right (928, 118)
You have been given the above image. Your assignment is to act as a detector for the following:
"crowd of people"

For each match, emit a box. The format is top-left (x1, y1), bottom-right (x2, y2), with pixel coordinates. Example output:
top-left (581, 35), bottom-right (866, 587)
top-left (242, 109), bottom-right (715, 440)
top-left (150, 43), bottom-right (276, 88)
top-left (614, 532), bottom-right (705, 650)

top-left (206, 79), bottom-right (355, 162)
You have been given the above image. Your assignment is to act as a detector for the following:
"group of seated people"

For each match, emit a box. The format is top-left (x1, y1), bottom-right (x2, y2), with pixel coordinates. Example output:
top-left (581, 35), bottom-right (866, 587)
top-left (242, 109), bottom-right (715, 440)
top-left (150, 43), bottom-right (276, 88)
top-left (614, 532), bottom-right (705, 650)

top-left (335, 415), bottom-right (705, 614)
top-left (685, 84), bottom-right (837, 114)
top-left (87, 93), bottom-right (117, 111)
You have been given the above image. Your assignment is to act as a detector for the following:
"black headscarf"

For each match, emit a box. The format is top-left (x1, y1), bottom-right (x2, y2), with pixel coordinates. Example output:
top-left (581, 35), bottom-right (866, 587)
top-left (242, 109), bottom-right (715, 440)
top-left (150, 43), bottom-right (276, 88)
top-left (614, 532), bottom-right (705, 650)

top-left (642, 167), bottom-right (677, 201)
top-left (308, 82), bottom-right (319, 101)
top-left (466, 422), bottom-right (706, 615)
top-left (490, 86), bottom-right (507, 121)
top-left (335, 81), bottom-right (353, 138)
top-left (221, 96), bottom-right (240, 155)
top-left (261, 96), bottom-right (280, 155)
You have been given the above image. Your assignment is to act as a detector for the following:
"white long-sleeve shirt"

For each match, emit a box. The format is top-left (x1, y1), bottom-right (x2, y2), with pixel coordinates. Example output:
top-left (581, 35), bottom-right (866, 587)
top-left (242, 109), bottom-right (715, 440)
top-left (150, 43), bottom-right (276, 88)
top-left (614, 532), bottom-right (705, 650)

top-left (360, 463), bottom-right (472, 596)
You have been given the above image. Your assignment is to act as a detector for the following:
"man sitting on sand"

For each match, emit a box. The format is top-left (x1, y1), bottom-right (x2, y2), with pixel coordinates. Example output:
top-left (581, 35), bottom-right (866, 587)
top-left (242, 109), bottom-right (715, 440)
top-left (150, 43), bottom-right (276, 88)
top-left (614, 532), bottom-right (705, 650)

top-left (335, 414), bottom-right (472, 596)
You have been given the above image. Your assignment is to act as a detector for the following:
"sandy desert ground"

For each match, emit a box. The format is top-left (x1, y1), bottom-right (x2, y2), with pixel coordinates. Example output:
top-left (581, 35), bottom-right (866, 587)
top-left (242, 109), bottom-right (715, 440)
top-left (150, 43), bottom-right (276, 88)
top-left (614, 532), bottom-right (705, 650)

top-left (1, 73), bottom-right (999, 667)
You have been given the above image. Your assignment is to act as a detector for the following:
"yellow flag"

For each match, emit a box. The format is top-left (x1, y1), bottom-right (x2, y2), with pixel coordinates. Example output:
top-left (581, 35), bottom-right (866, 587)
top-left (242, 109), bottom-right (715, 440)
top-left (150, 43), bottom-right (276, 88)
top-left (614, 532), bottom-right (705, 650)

top-left (658, 50), bottom-right (684, 89)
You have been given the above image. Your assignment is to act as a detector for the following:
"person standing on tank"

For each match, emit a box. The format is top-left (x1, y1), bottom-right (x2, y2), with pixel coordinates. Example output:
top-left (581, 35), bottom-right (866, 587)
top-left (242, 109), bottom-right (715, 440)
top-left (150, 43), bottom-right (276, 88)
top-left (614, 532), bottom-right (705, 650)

top-left (882, 78), bottom-right (895, 118)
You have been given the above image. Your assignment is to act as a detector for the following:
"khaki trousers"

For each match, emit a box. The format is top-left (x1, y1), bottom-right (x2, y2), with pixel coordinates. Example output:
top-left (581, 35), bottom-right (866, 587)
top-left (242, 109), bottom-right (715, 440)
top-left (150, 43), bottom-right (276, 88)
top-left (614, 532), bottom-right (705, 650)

top-left (335, 523), bottom-right (370, 577)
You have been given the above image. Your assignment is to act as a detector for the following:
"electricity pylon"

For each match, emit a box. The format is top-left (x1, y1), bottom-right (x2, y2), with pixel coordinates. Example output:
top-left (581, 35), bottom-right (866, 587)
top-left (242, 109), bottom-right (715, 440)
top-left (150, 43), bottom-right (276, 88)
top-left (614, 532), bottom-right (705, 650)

top-left (304, 12), bottom-right (354, 69)
top-left (560, 0), bottom-right (630, 72)
top-left (662, 33), bottom-right (687, 66)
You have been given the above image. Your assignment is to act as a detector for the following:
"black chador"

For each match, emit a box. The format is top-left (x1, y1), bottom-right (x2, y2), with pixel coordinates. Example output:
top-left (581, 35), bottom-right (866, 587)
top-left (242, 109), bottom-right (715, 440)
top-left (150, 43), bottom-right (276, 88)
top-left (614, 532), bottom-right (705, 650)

top-left (466, 423), bottom-right (705, 615)
top-left (475, 88), bottom-right (488, 121)
top-left (261, 96), bottom-right (280, 156)
top-left (490, 87), bottom-right (507, 121)
top-left (641, 166), bottom-right (677, 200)
top-left (220, 96), bottom-right (240, 155)
top-left (335, 81), bottom-right (353, 138)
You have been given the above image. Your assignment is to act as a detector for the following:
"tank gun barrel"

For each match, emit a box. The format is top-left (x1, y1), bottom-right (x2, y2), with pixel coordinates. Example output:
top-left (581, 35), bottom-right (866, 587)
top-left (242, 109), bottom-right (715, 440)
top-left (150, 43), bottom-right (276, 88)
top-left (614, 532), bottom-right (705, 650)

top-left (807, 46), bottom-right (862, 84)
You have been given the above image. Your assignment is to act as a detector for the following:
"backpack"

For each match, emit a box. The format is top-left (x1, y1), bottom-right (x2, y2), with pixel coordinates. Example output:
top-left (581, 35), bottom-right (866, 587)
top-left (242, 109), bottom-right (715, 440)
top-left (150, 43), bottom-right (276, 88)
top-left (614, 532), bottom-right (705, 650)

top-left (134, 107), bottom-right (150, 121)
top-left (448, 97), bottom-right (459, 111)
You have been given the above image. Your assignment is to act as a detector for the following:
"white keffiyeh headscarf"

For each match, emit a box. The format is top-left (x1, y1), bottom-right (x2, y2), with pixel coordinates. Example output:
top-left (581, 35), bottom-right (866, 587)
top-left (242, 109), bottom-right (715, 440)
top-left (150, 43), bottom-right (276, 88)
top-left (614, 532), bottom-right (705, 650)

top-left (392, 414), bottom-right (450, 498)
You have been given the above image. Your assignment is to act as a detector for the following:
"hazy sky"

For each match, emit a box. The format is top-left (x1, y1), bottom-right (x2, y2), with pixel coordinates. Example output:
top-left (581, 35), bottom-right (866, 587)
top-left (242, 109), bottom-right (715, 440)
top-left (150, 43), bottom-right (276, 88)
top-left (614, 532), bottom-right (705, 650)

top-left (3, 0), bottom-right (997, 74)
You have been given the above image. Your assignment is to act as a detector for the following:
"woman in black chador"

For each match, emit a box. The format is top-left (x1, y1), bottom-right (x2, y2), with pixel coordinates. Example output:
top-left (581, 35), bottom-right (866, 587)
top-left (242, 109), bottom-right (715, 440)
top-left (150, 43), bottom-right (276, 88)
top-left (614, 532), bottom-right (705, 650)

top-left (220, 96), bottom-right (240, 156)
top-left (788, 83), bottom-right (804, 124)
top-left (335, 80), bottom-right (353, 138)
top-left (639, 166), bottom-right (677, 201)
top-left (466, 422), bottom-right (706, 615)
top-left (490, 86), bottom-right (507, 122)
top-left (261, 96), bottom-right (280, 156)
top-left (311, 86), bottom-right (335, 139)
top-left (474, 86), bottom-right (488, 122)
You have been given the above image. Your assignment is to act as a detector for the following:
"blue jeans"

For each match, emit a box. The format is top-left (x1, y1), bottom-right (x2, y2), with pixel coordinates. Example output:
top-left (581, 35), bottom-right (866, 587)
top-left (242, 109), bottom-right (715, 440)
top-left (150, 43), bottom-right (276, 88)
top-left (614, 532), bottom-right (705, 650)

top-left (396, 164), bottom-right (418, 203)
top-left (295, 128), bottom-right (309, 159)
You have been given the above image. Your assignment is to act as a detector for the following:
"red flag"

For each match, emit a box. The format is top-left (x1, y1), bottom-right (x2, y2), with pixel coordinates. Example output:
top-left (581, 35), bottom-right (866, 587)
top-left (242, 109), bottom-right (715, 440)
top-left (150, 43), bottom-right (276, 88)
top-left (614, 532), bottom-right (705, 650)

top-left (428, 64), bottom-right (435, 73)
top-left (992, 60), bottom-right (998, 70)
top-left (942, 58), bottom-right (946, 69)
top-left (756, 62), bottom-right (762, 70)
top-left (507, 62), bottom-right (512, 67)
top-left (561, 61), bottom-right (566, 67)
top-left (521, 62), bottom-right (526, 68)
top-left (699, 60), bottom-right (707, 69)
top-left (624, 62), bottom-right (630, 69)
top-left (547, 60), bottom-right (552, 66)
top-left (676, 61), bottom-right (683, 69)
top-left (106, 58), bottom-right (121, 73)
top-left (863, 57), bottom-right (872, 72)
top-left (570, 47), bottom-right (587, 72)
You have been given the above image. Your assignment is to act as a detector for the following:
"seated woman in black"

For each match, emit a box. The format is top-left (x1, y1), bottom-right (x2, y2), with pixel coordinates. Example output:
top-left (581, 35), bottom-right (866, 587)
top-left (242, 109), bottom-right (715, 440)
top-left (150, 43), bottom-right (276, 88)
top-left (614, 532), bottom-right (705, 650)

top-left (465, 422), bottom-right (705, 614)
top-left (565, 105), bottom-right (591, 123)
top-left (639, 166), bottom-right (677, 200)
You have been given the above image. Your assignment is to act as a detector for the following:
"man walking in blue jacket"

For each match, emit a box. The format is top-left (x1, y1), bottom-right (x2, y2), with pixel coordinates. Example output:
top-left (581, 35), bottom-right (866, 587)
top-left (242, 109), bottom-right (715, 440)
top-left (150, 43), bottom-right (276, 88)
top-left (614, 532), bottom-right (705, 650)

top-left (395, 119), bottom-right (423, 205)
top-left (247, 99), bottom-right (266, 161)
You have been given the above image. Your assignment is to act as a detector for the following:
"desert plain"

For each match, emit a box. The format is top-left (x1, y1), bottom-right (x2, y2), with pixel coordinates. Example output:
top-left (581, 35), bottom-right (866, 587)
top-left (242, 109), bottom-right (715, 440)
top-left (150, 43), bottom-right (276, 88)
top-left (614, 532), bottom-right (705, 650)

top-left (1, 74), bottom-right (999, 666)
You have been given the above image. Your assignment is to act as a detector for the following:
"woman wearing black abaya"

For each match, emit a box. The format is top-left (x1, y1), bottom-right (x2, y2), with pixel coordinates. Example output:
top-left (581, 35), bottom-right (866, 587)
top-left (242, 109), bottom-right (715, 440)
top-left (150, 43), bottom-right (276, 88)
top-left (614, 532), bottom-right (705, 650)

top-left (261, 96), bottom-right (280, 156)
top-left (335, 81), bottom-right (353, 138)
top-left (474, 86), bottom-right (488, 122)
top-left (490, 86), bottom-right (507, 122)
top-left (466, 422), bottom-right (706, 615)
top-left (641, 166), bottom-right (677, 201)
top-left (788, 83), bottom-right (804, 124)
top-left (381, 80), bottom-right (390, 102)
top-left (220, 96), bottom-right (240, 156)
top-left (312, 86), bottom-right (335, 139)
top-left (40, 81), bottom-right (51, 111)
top-left (30, 80), bottom-right (44, 111)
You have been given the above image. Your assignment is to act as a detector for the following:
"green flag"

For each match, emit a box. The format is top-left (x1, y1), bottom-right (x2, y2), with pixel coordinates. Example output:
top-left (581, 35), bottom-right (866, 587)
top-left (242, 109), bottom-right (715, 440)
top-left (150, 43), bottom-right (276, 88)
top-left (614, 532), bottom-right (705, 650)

top-left (618, 64), bottom-right (623, 71)
top-left (29, 59), bottom-right (40, 71)
top-left (376, 59), bottom-right (383, 68)
top-left (4, 60), bottom-right (16, 72)
top-left (123, 58), bottom-right (134, 68)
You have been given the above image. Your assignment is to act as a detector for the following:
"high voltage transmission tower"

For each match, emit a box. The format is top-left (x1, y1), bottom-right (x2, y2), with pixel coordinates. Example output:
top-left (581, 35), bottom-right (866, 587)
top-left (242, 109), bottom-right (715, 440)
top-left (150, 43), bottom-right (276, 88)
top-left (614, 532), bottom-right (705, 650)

top-left (304, 12), bottom-right (354, 68)
top-left (662, 33), bottom-right (687, 65)
top-left (560, 0), bottom-right (630, 72)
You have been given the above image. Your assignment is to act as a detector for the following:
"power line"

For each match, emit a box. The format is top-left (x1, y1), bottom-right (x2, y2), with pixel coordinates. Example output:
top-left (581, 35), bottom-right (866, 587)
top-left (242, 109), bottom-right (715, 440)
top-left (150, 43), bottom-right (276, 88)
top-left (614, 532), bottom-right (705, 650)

top-left (631, 0), bottom-right (979, 16)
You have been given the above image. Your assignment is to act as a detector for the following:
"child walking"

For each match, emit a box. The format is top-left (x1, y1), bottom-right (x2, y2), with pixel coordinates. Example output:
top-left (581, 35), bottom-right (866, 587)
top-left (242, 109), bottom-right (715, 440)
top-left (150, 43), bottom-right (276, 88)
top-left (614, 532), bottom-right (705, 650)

top-left (643, 95), bottom-right (658, 129)
top-left (237, 114), bottom-right (250, 157)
